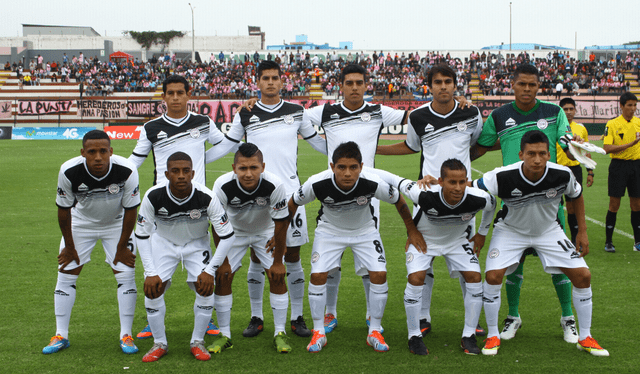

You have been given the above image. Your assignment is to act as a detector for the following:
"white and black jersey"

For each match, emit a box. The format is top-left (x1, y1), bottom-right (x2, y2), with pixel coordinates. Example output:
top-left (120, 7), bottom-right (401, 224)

top-left (399, 181), bottom-right (495, 244)
top-left (474, 161), bottom-right (581, 236)
top-left (226, 100), bottom-right (325, 192)
top-left (304, 102), bottom-right (406, 167)
top-left (129, 111), bottom-right (225, 185)
top-left (213, 170), bottom-right (289, 237)
top-left (56, 155), bottom-right (140, 231)
top-left (294, 169), bottom-right (400, 237)
top-left (136, 181), bottom-right (233, 246)
top-left (405, 101), bottom-right (483, 179)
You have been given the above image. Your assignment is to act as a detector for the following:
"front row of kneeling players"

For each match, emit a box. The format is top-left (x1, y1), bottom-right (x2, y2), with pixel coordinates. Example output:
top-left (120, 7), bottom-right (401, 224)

top-left (45, 129), bottom-right (608, 359)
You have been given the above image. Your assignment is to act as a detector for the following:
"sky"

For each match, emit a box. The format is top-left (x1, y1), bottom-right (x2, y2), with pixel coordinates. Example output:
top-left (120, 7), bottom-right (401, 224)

top-left (1, 0), bottom-right (638, 51)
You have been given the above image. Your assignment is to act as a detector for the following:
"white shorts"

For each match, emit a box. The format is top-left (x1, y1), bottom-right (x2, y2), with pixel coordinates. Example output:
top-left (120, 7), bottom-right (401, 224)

top-left (226, 235), bottom-right (274, 273)
top-left (405, 236), bottom-right (481, 279)
top-left (311, 230), bottom-right (387, 276)
top-left (287, 204), bottom-right (309, 247)
top-left (485, 224), bottom-right (588, 275)
top-left (58, 228), bottom-right (135, 272)
top-left (353, 198), bottom-right (381, 275)
top-left (151, 234), bottom-right (212, 282)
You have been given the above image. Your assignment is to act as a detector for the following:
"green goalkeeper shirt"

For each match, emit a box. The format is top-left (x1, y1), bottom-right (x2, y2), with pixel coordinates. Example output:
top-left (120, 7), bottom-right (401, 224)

top-left (477, 99), bottom-right (572, 165)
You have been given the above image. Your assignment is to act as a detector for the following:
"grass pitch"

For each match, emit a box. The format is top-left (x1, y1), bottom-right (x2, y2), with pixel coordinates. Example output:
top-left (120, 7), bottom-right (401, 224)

top-left (0, 139), bottom-right (638, 373)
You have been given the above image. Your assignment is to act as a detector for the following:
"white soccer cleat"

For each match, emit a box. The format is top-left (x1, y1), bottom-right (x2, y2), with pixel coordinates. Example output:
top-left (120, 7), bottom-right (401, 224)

top-left (561, 315), bottom-right (579, 344)
top-left (499, 315), bottom-right (522, 340)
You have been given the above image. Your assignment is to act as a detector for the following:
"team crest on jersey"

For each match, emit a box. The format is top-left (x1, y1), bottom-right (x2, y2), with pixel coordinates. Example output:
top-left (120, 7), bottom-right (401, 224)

top-left (461, 213), bottom-right (473, 221)
top-left (505, 118), bottom-right (516, 127)
top-left (283, 115), bottom-right (294, 124)
top-left (189, 128), bottom-right (201, 138)
top-left (361, 112), bottom-right (371, 122)
top-left (324, 196), bottom-right (334, 204)
top-left (511, 188), bottom-right (522, 197)
top-left (250, 115), bottom-right (260, 123)
top-left (356, 196), bottom-right (368, 205)
top-left (330, 113), bottom-right (340, 119)
top-left (78, 183), bottom-right (89, 192)
top-left (57, 187), bottom-right (66, 197)
top-left (488, 248), bottom-right (500, 259)
top-left (158, 207), bottom-right (169, 216)
top-left (425, 124), bottom-right (434, 133)
top-left (311, 252), bottom-right (320, 263)
top-left (157, 131), bottom-right (168, 139)
top-left (189, 209), bottom-right (201, 219)
top-left (457, 122), bottom-right (467, 132)
top-left (108, 184), bottom-right (120, 194)
top-left (537, 119), bottom-right (548, 130)
top-left (546, 189), bottom-right (557, 198)
top-left (406, 252), bottom-right (414, 264)
top-left (256, 197), bottom-right (267, 206)
top-left (427, 208), bottom-right (438, 215)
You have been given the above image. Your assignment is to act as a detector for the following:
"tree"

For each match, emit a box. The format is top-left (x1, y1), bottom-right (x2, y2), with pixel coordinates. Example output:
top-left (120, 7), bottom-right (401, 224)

top-left (125, 31), bottom-right (185, 53)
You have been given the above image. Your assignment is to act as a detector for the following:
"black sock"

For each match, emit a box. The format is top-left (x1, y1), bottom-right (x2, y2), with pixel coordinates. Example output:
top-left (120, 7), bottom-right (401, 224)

top-left (631, 211), bottom-right (640, 244)
top-left (567, 213), bottom-right (578, 244)
top-left (605, 210), bottom-right (617, 244)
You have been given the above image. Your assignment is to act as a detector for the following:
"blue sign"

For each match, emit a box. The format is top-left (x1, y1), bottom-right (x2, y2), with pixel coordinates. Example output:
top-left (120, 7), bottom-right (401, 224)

top-left (11, 127), bottom-right (97, 140)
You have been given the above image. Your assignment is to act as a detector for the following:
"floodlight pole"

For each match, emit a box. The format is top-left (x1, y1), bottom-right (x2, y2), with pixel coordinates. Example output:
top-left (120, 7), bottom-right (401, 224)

top-left (189, 3), bottom-right (195, 63)
top-left (509, 2), bottom-right (512, 51)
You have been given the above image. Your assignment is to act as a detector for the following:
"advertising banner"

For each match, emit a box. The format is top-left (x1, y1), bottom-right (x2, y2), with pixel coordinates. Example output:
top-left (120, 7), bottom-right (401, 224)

top-left (77, 100), bottom-right (127, 118)
top-left (127, 101), bottom-right (167, 117)
top-left (0, 126), bottom-right (12, 139)
top-left (104, 126), bottom-right (142, 140)
top-left (11, 127), bottom-right (96, 140)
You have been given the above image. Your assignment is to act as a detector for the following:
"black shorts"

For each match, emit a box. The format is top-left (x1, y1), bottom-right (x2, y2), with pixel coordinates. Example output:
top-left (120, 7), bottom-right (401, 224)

top-left (565, 165), bottom-right (583, 202)
top-left (608, 158), bottom-right (640, 198)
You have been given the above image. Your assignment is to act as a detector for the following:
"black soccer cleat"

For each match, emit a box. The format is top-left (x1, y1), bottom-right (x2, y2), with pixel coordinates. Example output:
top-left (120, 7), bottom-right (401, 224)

top-left (408, 335), bottom-right (429, 355)
top-left (420, 319), bottom-right (431, 336)
top-left (461, 335), bottom-right (481, 355)
top-left (242, 317), bottom-right (264, 338)
top-left (475, 323), bottom-right (487, 336)
top-left (290, 315), bottom-right (312, 337)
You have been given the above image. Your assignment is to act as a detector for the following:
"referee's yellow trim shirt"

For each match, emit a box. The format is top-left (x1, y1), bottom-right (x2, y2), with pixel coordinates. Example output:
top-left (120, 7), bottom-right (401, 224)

top-left (603, 115), bottom-right (640, 160)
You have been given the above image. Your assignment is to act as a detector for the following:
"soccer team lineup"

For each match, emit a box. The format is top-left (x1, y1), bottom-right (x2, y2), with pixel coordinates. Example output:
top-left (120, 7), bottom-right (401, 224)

top-left (44, 60), bottom-right (640, 363)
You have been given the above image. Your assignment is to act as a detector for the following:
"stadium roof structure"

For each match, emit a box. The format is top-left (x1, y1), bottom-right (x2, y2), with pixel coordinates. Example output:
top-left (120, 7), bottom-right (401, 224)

top-left (481, 43), bottom-right (569, 50)
top-left (22, 24), bottom-right (101, 37)
top-left (585, 44), bottom-right (640, 50)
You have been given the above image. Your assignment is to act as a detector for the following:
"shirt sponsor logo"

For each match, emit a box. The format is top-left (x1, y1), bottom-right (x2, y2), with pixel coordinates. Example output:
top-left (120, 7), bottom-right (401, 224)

top-left (137, 214), bottom-right (146, 224)
top-left (256, 197), bottom-right (267, 206)
top-left (158, 207), bottom-right (169, 216)
top-left (157, 131), bottom-right (168, 139)
top-left (220, 213), bottom-right (229, 225)
top-left (505, 118), bottom-right (516, 127)
top-left (57, 187), bottom-right (66, 197)
top-left (297, 186), bottom-right (305, 199)
top-left (108, 184), bottom-right (120, 194)
top-left (546, 189), bottom-right (557, 198)
top-left (324, 196), bottom-right (334, 204)
top-left (230, 196), bottom-right (241, 204)
top-left (249, 115), bottom-right (260, 123)
top-left (78, 183), bottom-right (89, 192)
top-left (356, 196), bottom-right (368, 205)
top-left (511, 188), bottom-right (522, 197)
top-left (273, 199), bottom-right (286, 210)
top-left (283, 115), bottom-right (294, 124)
top-left (189, 128), bottom-right (201, 138)
top-left (488, 248), bottom-right (500, 259)
top-left (427, 208), bottom-right (438, 215)
top-left (132, 185), bottom-right (140, 196)
top-left (360, 112), bottom-right (371, 122)
top-left (189, 209), bottom-right (202, 219)
top-left (330, 113), bottom-right (340, 119)
top-left (425, 124), bottom-right (434, 133)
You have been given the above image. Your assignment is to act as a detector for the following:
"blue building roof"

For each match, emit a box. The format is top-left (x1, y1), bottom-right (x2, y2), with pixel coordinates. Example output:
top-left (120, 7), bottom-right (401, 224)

top-left (481, 43), bottom-right (569, 50)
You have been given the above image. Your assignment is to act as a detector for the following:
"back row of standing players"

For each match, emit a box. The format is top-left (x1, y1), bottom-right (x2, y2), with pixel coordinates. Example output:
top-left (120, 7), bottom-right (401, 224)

top-left (45, 61), bottom-right (615, 360)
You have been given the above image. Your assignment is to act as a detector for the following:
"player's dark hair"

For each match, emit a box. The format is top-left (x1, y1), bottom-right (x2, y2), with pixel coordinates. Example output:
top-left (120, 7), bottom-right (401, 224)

top-left (340, 64), bottom-right (367, 83)
top-left (559, 97), bottom-right (576, 108)
top-left (166, 151), bottom-right (192, 168)
top-left (620, 92), bottom-right (638, 106)
top-left (82, 129), bottom-right (110, 147)
top-left (427, 64), bottom-right (457, 87)
top-left (332, 141), bottom-right (362, 164)
top-left (440, 158), bottom-right (467, 179)
top-left (234, 142), bottom-right (264, 163)
top-left (513, 64), bottom-right (539, 81)
top-left (520, 130), bottom-right (549, 151)
top-left (163, 75), bottom-right (190, 93)
top-left (257, 60), bottom-right (281, 79)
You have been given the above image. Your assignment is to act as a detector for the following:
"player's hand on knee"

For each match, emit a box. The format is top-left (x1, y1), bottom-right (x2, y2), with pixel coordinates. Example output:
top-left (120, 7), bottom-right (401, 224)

top-left (144, 275), bottom-right (163, 299)
top-left (58, 246), bottom-right (80, 271)
top-left (575, 232), bottom-right (589, 257)
top-left (267, 262), bottom-right (286, 284)
top-left (113, 245), bottom-right (136, 268)
top-left (197, 272), bottom-right (215, 296)
top-left (265, 236), bottom-right (275, 255)
top-left (215, 261), bottom-right (232, 286)
top-left (408, 228), bottom-right (427, 254)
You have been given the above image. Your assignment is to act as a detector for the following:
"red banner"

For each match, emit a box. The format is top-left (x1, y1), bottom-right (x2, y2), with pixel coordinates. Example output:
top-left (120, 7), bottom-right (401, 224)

top-left (104, 126), bottom-right (141, 140)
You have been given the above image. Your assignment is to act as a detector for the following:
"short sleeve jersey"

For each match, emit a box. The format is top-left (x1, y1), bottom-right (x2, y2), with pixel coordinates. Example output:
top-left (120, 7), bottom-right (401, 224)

top-left (602, 115), bottom-right (640, 160)
top-left (556, 121), bottom-right (589, 167)
top-left (226, 100), bottom-right (322, 192)
top-left (56, 155), bottom-right (140, 231)
top-left (304, 102), bottom-right (406, 167)
top-left (477, 100), bottom-right (572, 165)
top-left (136, 181), bottom-right (233, 246)
top-left (213, 170), bottom-right (289, 237)
top-left (405, 101), bottom-right (483, 179)
top-left (475, 161), bottom-right (581, 236)
top-left (130, 112), bottom-right (225, 185)
top-left (293, 169), bottom-right (400, 237)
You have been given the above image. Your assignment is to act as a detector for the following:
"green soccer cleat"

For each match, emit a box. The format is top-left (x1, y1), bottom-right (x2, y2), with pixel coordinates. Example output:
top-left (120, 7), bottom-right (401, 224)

top-left (207, 335), bottom-right (233, 354)
top-left (274, 331), bottom-right (292, 353)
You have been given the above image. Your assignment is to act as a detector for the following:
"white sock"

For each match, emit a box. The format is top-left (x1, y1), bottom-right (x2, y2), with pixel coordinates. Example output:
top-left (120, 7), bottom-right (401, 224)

top-left (368, 282), bottom-right (388, 334)
top-left (285, 261), bottom-right (305, 320)
top-left (308, 283), bottom-right (326, 334)
top-left (214, 294), bottom-right (233, 338)
top-left (54, 272), bottom-right (78, 339)
top-left (362, 275), bottom-right (371, 318)
top-left (404, 282), bottom-right (423, 339)
top-left (247, 261), bottom-right (265, 319)
top-left (270, 292), bottom-right (289, 335)
top-left (459, 277), bottom-right (467, 299)
top-left (114, 271), bottom-right (136, 339)
top-left (420, 272), bottom-right (434, 321)
top-left (325, 268), bottom-right (340, 316)
top-left (463, 282), bottom-right (483, 338)
top-left (192, 292), bottom-right (214, 343)
top-left (573, 286), bottom-right (593, 341)
top-left (483, 281), bottom-right (502, 338)
top-left (145, 295), bottom-right (167, 345)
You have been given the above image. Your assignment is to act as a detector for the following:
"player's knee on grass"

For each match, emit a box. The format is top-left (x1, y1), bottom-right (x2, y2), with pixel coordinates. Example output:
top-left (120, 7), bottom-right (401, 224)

top-left (368, 271), bottom-right (387, 284)
top-left (310, 272), bottom-right (328, 285)
top-left (408, 271), bottom-right (427, 286)
top-left (485, 269), bottom-right (506, 285)
top-left (561, 267), bottom-right (591, 288)
top-left (284, 246), bottom-right (301, 262)
top-left (461, 271), bottom-right (481, 283)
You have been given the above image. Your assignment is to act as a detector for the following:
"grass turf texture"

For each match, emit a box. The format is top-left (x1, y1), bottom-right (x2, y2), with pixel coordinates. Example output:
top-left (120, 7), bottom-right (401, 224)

top-left (0, 139), bottom-right (638, 373)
